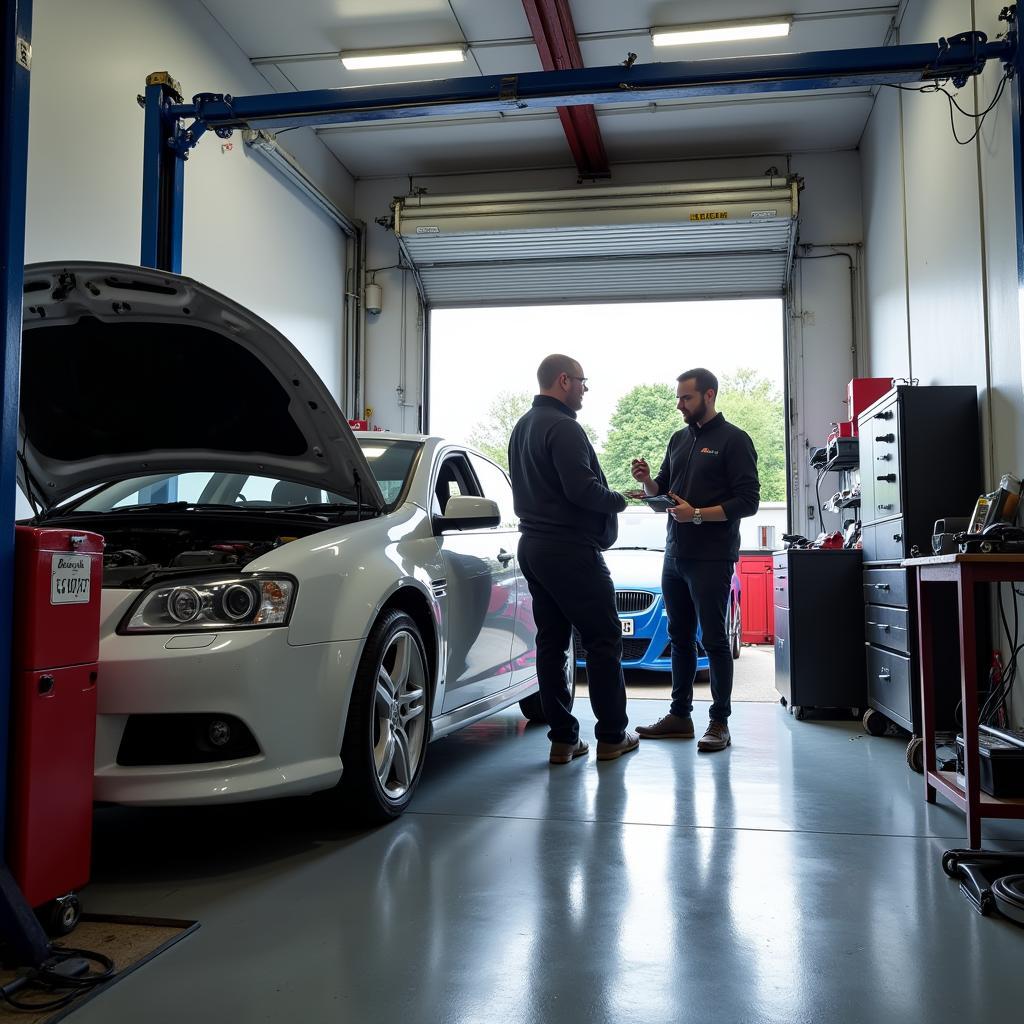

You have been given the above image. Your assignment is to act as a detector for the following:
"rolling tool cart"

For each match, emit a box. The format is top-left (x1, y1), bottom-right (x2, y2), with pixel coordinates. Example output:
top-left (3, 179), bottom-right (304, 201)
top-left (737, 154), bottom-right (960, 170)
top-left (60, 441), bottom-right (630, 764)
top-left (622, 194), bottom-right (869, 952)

top-left (7, 527), bottom-right (103, 935)
top-left (857, 385), bottom-right (986, 770)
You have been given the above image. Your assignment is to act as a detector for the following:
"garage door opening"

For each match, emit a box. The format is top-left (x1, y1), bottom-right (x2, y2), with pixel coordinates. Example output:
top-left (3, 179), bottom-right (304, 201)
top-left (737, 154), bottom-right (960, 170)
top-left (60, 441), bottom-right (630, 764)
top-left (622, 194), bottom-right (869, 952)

top-left (429, 297), bottom-right (786, 516)
top-left (429, 297), bottom-right (787, 701)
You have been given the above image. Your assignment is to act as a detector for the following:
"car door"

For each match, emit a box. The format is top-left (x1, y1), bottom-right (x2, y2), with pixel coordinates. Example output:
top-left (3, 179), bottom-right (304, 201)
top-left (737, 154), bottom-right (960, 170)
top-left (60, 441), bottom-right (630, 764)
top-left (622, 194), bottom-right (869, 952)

top-left (466, 453), bottom-right (530, 690)
top-left (436, 451), bottom-right (517, 711)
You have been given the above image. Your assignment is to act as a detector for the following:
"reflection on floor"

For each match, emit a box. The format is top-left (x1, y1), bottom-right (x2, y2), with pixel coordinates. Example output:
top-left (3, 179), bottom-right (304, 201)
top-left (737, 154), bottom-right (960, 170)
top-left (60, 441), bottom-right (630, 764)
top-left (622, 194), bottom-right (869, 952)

top-left (76, 700), bottom-right (1024, 1023)
top-left (580, 643), bottom-right (779, 701)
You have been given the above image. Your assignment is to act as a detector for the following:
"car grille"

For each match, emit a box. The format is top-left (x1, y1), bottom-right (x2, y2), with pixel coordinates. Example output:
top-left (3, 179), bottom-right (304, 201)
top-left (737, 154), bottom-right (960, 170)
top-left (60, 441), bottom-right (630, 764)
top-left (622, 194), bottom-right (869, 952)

top-left (615, 590), bottom-right (656, 614)
top-left (574, 630), bottom-right (651, 664)
top-left (621, 638), bottom-right (651, 662)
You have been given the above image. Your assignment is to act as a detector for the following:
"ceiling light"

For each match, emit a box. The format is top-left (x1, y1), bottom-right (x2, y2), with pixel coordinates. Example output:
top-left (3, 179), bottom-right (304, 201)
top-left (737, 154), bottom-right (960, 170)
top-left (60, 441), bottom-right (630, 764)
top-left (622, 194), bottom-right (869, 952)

top-left (651, 18), bottom-right (792, 48)
top-left (340, 44), bottom-right (467, 71)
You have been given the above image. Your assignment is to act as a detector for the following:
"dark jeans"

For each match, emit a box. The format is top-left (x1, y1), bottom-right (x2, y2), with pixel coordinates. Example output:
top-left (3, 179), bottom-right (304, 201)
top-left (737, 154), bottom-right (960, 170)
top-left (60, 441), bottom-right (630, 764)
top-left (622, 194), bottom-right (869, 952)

top-left (517, 536), bottom-right (628, 745)
top-left (662, 556), bottom-right (734, 724)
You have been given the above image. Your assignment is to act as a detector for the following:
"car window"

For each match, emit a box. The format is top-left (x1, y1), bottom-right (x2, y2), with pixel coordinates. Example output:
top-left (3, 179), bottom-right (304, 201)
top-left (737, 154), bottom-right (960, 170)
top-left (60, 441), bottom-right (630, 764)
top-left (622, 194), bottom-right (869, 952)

top-left (433, 453), bottom-right (480, 515)
top-left (467, 454), bottom-right (517, 528)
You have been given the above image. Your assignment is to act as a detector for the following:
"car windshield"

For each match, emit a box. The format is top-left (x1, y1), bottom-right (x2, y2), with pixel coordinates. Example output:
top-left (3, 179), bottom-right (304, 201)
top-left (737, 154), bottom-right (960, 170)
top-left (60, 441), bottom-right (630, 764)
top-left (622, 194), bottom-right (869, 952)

top-left (612, 508), bottom-right (668, 551)
top-left (53, 439), bottom-right (421, 514)
top-left (68, 471), bottom-right (357, 512)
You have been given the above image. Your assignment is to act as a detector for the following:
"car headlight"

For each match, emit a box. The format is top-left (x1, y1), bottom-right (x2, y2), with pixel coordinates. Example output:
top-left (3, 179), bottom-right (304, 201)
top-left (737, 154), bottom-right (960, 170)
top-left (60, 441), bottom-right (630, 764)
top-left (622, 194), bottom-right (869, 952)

top-left (121, 576), bottom-right (296, 633)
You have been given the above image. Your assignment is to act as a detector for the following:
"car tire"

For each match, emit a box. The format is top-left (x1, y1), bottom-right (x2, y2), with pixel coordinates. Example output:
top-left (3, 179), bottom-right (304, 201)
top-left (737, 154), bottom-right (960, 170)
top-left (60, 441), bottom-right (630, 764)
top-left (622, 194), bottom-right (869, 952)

top-left (520, 637), bottom-right (577, 724)
top-left (729, 599), bottom-right (741, 659)
top-left (334, 609), bottom-right (430, 824)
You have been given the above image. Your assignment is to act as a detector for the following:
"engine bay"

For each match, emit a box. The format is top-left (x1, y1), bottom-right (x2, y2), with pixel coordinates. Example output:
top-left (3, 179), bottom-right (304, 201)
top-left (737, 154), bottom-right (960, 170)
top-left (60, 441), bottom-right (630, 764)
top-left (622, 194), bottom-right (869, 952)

top-left (40, 515), bottom-right (327, 588)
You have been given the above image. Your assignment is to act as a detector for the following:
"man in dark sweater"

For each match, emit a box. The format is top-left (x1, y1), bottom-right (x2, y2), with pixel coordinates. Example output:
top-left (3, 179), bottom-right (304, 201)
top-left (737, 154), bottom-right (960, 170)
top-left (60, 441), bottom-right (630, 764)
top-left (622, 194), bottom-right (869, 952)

top-left (508, 354), bottom-right (639, 765)
top-left (630, 367), bottom-right (760, 752)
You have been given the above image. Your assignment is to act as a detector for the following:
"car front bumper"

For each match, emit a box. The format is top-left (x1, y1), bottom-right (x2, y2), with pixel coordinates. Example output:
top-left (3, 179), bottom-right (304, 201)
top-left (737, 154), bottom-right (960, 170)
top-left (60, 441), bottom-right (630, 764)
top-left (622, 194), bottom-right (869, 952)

top-left (94, 624), bottom-right (364, 805)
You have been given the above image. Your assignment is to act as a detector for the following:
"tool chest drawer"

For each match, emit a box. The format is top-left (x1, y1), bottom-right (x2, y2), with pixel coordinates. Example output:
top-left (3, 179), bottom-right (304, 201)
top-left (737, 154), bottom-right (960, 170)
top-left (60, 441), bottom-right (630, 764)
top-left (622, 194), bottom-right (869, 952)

top-left (864, 604), bottom-right (911, 655)
top-left (862, 567), bottom-right (908, 608)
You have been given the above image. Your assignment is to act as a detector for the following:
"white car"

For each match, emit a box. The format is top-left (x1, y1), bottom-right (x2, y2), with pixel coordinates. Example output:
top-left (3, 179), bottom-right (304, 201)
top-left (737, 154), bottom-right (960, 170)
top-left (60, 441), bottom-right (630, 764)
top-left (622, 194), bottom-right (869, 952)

top-left (20, 262), bottom-right (562, 822)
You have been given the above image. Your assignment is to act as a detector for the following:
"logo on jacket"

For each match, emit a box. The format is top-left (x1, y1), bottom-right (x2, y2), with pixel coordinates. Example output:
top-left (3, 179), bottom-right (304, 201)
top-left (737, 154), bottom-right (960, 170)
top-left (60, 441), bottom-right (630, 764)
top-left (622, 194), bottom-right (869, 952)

top-left (700, 447), bottom-right (719, 455)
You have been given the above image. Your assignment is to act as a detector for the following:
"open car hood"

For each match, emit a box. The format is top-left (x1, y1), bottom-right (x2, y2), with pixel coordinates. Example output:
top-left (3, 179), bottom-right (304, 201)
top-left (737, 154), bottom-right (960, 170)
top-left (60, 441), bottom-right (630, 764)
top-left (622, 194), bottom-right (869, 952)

top-left (19, 262), bottom-right (385, 513)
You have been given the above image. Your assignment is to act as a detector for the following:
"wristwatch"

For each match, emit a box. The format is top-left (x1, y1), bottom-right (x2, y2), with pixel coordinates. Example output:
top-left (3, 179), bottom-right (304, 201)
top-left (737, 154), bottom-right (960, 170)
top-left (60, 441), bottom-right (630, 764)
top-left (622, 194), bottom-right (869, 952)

top-left (692, 507), bottom-right (703, 525)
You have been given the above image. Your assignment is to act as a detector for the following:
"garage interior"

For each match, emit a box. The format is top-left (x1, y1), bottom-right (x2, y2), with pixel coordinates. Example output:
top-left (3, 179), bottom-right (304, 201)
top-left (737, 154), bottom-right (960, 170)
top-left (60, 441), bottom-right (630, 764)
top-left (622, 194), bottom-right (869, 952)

top-left (4, 0), bottom-right (1024, 1020)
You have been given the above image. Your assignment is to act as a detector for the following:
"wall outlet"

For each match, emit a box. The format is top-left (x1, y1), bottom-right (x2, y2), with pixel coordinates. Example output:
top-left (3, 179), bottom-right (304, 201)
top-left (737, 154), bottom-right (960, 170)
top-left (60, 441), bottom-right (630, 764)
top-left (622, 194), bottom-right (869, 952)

top-left (807, 504), bottom-right (815, 521)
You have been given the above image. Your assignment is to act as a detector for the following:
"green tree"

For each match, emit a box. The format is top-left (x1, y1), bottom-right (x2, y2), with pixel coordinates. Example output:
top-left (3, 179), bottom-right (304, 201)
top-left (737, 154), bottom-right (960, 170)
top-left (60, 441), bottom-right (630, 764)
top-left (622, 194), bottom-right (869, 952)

top-left (600, 384), bottom-right (680, 491)
top-left (468, 391), bottom-right (599, 472)
top-left (598, 370), bottom-right (786, 502)
top-left (715, 369), bottom-right (786, 501)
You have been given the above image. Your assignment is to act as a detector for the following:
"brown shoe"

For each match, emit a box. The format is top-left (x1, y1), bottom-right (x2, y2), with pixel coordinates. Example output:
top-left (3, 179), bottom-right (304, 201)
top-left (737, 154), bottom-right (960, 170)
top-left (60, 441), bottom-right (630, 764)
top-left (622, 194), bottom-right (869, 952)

top-left (596, 730), bottom-right (640, 761)
top-left (697, 721), bottom-right (731, 752)
top-left (550, 739), bottom-right (589, 765)
top-left (635, 713), bottom-right (695, 739)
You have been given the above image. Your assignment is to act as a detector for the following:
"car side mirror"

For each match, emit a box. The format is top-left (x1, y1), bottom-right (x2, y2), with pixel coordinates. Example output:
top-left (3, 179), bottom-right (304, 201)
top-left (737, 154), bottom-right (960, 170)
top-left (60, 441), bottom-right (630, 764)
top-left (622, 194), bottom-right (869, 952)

top-left (433, 495), bottom-right (501, 534)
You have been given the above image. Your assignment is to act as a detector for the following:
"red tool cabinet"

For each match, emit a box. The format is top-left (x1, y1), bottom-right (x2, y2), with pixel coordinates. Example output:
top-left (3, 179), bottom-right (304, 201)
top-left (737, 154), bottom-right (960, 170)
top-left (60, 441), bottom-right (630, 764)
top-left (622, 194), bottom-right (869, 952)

top-left (7, 526), bottom-right (103, 910)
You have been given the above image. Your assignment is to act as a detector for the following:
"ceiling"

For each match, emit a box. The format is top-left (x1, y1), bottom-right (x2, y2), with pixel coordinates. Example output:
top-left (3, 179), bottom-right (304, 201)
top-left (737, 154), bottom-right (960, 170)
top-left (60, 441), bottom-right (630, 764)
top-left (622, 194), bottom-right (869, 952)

top-left (199, 1), bottom-right (900, 178)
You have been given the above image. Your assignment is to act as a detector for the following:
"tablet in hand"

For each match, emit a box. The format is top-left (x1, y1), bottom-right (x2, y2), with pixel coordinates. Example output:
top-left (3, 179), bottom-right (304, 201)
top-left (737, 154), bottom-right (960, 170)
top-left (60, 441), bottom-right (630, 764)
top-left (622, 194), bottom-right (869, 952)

top-left (642, 494), bottom-right (676, 512)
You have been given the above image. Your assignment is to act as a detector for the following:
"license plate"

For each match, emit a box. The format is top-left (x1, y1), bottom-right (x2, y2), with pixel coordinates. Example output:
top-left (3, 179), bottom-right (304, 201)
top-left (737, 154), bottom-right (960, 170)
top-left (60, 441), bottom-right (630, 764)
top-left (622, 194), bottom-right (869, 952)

top-left (621, 618), bottom-right (634, 636)
top-left (51, 552), bottom-right (92, 605)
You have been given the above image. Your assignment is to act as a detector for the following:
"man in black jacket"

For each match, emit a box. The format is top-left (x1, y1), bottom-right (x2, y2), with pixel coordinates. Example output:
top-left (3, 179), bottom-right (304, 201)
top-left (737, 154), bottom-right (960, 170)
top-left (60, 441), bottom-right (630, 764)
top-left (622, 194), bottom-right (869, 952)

top-left (508, 354), bottom-right (639, 765)
top-left (630, 367), bottom-right (760, 752)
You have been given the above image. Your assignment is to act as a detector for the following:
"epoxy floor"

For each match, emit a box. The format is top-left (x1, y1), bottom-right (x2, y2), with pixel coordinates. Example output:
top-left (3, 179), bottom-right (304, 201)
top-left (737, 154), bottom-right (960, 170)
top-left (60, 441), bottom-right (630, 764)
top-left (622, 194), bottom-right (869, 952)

top-left (75, 699), bottom-right (1024, 1023)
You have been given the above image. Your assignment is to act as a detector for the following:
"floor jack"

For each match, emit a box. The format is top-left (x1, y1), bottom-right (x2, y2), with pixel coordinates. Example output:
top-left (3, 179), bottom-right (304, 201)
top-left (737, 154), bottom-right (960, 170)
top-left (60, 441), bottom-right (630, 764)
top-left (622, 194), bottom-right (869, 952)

top-left (942, 849), bottom-right (1024, 923)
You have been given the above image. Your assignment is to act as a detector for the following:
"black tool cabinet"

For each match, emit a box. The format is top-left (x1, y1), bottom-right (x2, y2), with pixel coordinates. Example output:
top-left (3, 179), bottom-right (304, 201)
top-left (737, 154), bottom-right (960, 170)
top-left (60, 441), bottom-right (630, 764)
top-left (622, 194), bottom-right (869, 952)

top-left (773, 548), bottom-right (866, 718)
top-left (858, 385), bottom-right (982, 735)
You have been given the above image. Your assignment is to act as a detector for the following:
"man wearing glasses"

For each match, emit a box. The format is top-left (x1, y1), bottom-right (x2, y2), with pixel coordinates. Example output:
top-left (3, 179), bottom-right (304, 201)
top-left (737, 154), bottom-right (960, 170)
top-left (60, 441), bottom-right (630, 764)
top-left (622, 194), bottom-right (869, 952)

top-left (508, 354), bottom-right (639, 765)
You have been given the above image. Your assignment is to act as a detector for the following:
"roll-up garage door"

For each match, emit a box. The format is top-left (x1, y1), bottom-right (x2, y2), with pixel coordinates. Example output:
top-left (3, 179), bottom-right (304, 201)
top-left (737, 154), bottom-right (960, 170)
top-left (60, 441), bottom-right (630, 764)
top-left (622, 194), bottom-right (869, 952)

top-left (393, 177), bottom-right (798, 307)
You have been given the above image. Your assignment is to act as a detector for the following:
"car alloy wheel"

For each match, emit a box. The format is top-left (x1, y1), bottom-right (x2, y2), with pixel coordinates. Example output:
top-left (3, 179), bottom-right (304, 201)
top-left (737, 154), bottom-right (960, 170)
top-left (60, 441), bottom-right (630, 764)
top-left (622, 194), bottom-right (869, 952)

top-left (730, 599), bottom-right (742, 659)
top-left (373, 628), bottom-right (428, 800)
top-left (337, 609), bottom-right (430, 822)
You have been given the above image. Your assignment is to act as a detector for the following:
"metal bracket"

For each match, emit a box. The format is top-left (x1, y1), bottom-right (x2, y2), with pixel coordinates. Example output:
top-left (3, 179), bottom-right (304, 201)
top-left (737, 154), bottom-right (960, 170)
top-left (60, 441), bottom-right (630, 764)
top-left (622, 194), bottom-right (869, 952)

top-left (145, 71), bottom-right (182, 103)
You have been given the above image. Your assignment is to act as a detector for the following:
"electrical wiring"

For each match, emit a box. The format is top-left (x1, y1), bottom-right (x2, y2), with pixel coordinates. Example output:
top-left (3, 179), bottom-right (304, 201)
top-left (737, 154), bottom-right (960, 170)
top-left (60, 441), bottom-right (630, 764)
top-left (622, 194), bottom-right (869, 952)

top-left (883, 70), bottom-right (1011, 147)
top-left (814, 467), bottom-right (825, 534)
top-left (0, 947), bottom-right (115, 1013)
top-left (978, 583), bottom-right (1021, 726)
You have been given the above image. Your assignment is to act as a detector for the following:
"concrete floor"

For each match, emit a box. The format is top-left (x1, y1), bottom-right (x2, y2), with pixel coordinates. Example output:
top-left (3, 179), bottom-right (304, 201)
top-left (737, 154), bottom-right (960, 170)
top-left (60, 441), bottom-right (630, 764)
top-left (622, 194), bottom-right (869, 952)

top-left (75, 698), bottom-right (1024, 1023)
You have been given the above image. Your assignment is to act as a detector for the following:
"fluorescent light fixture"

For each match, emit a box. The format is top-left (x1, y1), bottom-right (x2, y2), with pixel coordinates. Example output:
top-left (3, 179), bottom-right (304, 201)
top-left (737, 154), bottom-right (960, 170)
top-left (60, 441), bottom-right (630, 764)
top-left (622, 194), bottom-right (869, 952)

top-left (652, 17), bottom-right (792, 47)
top-left (340, 44), bottom-right (467, 71)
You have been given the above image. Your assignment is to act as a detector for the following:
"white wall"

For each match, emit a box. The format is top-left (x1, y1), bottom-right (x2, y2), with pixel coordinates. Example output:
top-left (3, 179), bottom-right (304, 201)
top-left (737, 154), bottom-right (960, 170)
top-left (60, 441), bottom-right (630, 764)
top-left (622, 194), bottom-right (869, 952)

top-left (356, 151), bottom-right (864, 539)
top-left (859, 0), bottom-right (1024, 719)
top-left (25, 0), bottom-right (355, 401)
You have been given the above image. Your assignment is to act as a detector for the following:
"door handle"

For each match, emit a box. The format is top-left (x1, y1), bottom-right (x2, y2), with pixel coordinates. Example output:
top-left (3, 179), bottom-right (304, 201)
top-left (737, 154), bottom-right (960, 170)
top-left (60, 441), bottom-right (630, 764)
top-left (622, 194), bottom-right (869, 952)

top-left (873, 583), bottom-right (890, 591)
top-left (876, 474), bottom-right (896, 482)
top-left (876, 454), bottom-right (892, 461)
top-left (877, 503), bottom-right (894, 511)
top-left (877, 669), bottom-right (891, 681)
top-left (875, 433), bottom-right (895, 442)
top-left (497, 550), bottom-right (514, 565)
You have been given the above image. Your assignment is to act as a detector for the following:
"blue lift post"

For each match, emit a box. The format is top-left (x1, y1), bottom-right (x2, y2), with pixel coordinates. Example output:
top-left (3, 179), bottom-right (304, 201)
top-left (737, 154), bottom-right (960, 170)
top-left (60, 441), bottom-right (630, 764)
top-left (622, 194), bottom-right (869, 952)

top-left (0, 0), bottom-right (54, 967)
top-left (140, 72), bottom-right (186, 273)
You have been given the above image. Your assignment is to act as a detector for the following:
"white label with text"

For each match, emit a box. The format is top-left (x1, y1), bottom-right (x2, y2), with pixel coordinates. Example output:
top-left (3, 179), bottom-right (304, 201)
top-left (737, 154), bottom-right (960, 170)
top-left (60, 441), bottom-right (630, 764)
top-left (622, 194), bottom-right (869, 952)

top-left (51, 553), bottom-right (91, 605)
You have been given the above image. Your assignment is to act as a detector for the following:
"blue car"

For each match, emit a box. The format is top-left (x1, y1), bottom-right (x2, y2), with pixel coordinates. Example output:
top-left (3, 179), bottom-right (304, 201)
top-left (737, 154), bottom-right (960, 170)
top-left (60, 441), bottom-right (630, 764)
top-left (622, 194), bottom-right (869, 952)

top-left (576, 510), bottom-right (741, 673)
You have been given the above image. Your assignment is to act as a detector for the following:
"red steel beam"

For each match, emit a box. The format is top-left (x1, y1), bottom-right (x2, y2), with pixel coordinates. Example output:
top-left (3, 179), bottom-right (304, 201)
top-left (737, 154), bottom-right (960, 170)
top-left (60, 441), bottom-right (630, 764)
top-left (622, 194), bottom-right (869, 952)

top-left (521, 0), bottom-right (610, 178)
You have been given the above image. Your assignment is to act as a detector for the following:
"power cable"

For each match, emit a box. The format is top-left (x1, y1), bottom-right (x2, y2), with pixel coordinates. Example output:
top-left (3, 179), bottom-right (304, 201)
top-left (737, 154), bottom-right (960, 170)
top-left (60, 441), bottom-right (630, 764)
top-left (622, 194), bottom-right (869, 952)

top-left (0, 947), bottom-right (115, 1013)
top-left (882, 70), bottom-right (1011, 146)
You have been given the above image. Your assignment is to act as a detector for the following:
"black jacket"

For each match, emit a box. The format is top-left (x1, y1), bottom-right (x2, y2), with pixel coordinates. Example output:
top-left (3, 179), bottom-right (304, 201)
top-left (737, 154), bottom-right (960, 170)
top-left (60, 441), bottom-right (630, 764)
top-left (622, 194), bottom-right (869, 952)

top-left (652, 412), bottom-right (760, 561)
top-left (508, 395), bottom-right (626, 549)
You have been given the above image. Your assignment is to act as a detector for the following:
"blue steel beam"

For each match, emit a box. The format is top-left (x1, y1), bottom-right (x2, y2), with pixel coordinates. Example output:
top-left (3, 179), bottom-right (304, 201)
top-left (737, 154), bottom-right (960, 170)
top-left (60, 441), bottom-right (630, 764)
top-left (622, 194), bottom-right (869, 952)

top-left (166, 35), bottom-right (1014, 132)
top-left (0, 0), bottom-right (53, 967)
